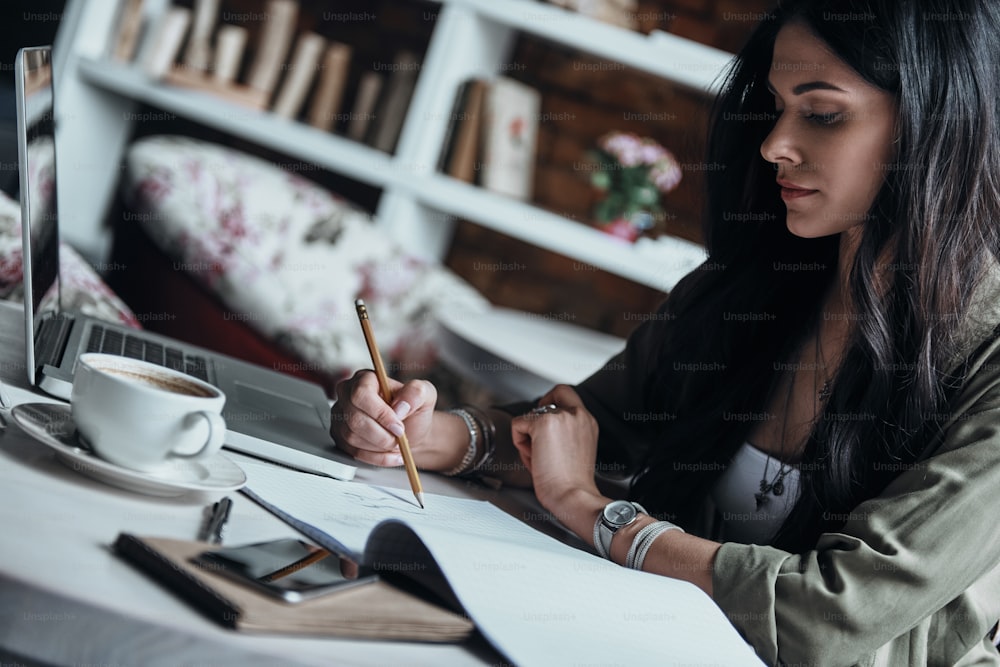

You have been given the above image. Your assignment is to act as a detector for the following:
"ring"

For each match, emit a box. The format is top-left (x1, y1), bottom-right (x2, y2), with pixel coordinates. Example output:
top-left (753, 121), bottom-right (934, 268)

top-left (530, 403), bottom-right (558, 415)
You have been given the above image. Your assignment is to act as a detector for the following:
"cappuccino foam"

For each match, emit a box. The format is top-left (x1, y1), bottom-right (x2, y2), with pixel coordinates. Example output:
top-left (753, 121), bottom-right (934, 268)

top-left (101, 367), bottom-right (214, 398)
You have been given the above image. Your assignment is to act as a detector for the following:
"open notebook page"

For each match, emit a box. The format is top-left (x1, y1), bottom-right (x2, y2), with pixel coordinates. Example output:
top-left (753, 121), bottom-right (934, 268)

top-left (238, 457), bottom-right (765, 667)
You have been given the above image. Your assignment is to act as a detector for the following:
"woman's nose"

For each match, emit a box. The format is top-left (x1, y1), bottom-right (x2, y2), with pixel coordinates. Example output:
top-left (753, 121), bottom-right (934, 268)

top-left (760, 112), bottom-right (802, 166)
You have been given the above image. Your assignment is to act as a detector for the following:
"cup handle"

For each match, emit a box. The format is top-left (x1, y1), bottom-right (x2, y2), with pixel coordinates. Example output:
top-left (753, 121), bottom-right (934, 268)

top-left (170, 411), bottom-right (226, 460)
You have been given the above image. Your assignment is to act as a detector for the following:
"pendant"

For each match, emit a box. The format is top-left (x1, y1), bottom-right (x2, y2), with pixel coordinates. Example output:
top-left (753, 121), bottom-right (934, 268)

top-left (754, 492), bottom-right (769, 511)
top-left (772, 479), bottom-right (785, 496)
top-left (819, 379), bottom-right (832, 400)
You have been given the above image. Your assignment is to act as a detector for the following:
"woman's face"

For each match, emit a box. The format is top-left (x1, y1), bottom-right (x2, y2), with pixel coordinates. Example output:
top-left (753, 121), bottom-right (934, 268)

top-left (761, 21), bottom-right (897, 239)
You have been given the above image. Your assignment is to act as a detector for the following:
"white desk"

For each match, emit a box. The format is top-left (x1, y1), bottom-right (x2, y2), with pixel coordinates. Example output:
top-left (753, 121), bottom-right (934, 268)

top-left (0, 301), bottom-right (567, 666)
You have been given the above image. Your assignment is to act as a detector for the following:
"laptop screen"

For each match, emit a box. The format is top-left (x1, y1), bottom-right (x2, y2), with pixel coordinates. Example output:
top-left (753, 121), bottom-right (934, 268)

top-left (15, 45), bottom-right (61, 382)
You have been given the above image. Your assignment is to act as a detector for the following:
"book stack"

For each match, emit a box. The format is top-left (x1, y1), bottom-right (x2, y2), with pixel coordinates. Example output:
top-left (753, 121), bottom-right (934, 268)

top-left (111, 0), bottom-right (422, 152)
top-left (138, 0), bottom-right (298, 110)
top-left (439, 77), bottom-right (542, 201)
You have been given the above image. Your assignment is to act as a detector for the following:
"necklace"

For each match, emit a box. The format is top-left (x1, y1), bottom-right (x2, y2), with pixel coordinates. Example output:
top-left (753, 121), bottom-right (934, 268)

top-left (755, 460), bottom-right (792, 509)
top-left (816, 330), bottom-right (833, 401)
top-left (754, 333), bottom-right (831, 511)
top-left (754, 368), bottom-right (794, 511)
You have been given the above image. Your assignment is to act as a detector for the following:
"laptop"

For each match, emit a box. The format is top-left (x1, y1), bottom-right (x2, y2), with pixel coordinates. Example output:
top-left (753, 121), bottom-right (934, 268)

top-left (14, 45), bottom-right (354, 476)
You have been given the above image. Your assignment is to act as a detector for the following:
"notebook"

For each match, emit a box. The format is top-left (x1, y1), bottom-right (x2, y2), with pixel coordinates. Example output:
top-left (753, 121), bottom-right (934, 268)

top-left (13, 46), bottom-right (352, 474)
top-left (113, 533), bottom-right (474, 641)
top-left (234, 457), bottom-right (768, 667)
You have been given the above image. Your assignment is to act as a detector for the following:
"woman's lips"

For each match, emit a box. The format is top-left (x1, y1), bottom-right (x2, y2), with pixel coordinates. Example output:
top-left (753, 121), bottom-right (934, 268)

top-left (777, 180), bottom-right (818, 201)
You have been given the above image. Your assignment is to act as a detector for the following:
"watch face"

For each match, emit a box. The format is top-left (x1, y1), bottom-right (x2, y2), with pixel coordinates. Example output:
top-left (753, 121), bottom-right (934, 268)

top-left (603, 500), bottom-right (637, 528)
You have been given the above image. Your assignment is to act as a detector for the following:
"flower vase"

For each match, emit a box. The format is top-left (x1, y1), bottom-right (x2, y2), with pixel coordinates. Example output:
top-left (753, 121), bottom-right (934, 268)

top-left (598, 211), bottom-right (654, 243)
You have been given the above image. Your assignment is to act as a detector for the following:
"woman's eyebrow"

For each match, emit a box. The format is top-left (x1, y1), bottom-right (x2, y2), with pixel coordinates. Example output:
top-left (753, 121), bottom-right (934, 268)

top-left (766, 79), bottom-right (848, 95)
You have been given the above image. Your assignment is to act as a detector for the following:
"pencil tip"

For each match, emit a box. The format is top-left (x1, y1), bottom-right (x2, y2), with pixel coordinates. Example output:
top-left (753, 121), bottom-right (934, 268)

top-left (416, 492), bottom-right (425, 509)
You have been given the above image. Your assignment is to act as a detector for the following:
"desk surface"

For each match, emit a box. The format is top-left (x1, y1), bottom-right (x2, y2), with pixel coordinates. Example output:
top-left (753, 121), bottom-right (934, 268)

top-left (0, 301), bottom-right (562, 666)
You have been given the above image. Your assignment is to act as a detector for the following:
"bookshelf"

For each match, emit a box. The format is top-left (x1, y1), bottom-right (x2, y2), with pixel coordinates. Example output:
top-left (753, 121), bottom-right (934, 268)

top-left (52, 0), bottom-right (734, 292)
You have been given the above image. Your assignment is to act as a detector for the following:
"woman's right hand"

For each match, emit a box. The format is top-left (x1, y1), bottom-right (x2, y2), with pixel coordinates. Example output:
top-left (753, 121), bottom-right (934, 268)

top-left (330, 370), bottom-right (439, 467)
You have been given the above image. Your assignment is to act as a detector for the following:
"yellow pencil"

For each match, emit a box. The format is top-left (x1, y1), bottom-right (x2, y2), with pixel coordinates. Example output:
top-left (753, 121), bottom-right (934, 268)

top-left (260, 547), bottom-right (331, 582)
top-left (354, 299), bottom-right (425, 509)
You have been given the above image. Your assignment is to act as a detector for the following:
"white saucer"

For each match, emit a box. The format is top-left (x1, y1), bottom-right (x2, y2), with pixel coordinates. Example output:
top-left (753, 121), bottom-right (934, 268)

top-left (11, 402), bottom-right (247, 497)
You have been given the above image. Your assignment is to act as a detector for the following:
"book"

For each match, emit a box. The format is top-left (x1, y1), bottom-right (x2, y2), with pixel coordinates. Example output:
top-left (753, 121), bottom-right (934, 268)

top-left (478, 76), bottom-right (541, 200)
top-left (143, 6), bottom-right (191, 79)
top-left (162, 67), bottom-right (269, 109)
top-left (232, 456), bottom-right (767, 666)
top-left (113, 533), bottom-right (474, 641)
top-left (245, 0), bottom-right (299, 98)
top-left (182, 0), bottom-right (220, 72)
top-left (306, 42), bottom-right (353, 131)
top-left (445, 78), bottom-right (487, 183)
top-left (212, 24), bottom-right (248, 84)
top-left (346, 71), bottom-right (383, 142)
top-left (437, 79), bottom-right (470, 172)
top-left (110, 0), bottom-right (145, 63)
top-left (368, 50), bottom-right (421, 153)
top-left (271, 32), bottom-right (326, 119)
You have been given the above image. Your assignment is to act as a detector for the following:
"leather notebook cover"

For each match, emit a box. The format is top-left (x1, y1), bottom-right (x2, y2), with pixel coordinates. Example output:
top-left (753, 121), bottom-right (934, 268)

top-left (113, 533), bottom-right (474, 642)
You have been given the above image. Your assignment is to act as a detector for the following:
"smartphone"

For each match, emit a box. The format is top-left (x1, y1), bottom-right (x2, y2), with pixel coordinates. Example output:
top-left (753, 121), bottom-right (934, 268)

top-left (194, 538), bottom-right (377, 603)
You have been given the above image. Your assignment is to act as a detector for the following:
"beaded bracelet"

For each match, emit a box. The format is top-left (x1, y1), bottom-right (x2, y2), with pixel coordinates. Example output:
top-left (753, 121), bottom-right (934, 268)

top-left (442, 408), bottom-right (478, 477)
top-left (463, 405), bottom-right (497, 475)
top-left (625, 520), bottom-right (684, 571)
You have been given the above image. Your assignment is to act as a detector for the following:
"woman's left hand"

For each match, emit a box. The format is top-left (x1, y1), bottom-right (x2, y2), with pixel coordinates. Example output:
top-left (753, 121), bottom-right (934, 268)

top-left (511, 384), bottom-right (601, 513)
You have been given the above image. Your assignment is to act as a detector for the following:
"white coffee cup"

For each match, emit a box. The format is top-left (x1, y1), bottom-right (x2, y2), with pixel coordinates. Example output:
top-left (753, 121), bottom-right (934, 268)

top-left (70, 353), bottom-right (227, 472)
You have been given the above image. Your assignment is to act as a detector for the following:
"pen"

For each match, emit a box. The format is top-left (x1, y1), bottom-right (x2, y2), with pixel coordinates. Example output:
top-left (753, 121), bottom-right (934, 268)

top-left (202, 496), bottom-right (233, 544)
top-left (355, 299), bottom-right (425, 509)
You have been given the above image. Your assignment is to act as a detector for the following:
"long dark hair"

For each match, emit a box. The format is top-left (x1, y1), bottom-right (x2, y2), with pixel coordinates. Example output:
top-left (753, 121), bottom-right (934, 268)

top-left (631, 0), bottom-right (1000, 551)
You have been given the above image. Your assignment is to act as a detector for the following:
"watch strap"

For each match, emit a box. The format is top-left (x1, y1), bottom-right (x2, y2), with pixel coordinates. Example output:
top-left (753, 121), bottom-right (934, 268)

top-left (593, 514), bottom-right (609, 559)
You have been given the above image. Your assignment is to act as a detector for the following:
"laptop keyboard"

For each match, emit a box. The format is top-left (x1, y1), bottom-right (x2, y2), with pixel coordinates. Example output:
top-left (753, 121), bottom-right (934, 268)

top-left (85, 325), bottom-right (210, 382)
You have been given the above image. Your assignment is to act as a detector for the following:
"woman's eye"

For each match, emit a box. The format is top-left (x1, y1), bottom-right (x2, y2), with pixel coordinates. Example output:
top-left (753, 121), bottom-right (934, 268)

top-left (806, 112), bottom-right (842, 126)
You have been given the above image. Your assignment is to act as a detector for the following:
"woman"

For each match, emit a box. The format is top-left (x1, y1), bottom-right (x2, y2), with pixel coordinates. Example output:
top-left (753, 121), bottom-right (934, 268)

top-left (331, 0), bottom-right (1000, 664)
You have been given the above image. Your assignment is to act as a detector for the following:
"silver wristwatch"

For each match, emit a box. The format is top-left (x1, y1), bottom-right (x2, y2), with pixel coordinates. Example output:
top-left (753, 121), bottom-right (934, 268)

top-left (593, 499), bottom-right (647, 559)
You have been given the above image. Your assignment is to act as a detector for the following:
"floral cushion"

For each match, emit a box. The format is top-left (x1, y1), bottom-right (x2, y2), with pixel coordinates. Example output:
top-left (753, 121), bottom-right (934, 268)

top-left (121, 135), bottom-right (488, 380)
top-left (0, 187), bottom-right (140, 328)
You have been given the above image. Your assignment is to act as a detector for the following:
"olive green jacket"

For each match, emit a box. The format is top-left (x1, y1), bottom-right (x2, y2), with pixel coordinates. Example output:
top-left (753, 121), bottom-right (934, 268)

top-left (574, 270), bottom-right (1000, 666)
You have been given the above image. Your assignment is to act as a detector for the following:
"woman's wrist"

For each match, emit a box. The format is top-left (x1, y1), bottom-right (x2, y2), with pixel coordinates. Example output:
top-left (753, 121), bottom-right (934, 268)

top-left (415, 410), bottom-right (471, 472)
top-left (542, 487), bottom-right (610, 546)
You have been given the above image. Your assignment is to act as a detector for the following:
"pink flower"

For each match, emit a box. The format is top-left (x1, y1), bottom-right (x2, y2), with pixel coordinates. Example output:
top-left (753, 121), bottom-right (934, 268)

top-left (600, 132), bottom-right (645, 167)
top-left (651, 159), bottom-right (682, 193)
top-left (639, 143), bottom-right (667, 165)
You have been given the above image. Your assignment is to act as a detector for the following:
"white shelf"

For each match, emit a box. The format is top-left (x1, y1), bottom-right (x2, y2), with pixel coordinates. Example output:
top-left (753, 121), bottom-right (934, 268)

top-left (76, 59), bottom-right (707, 292)
top-left (58, 0), bottom-right (725, 293)
top-left (75, 58), bottom-right (393, 189)
top-left (404, 175), bottom-right (706, 290)
top-left (451, 0), bottom-right (735, 92)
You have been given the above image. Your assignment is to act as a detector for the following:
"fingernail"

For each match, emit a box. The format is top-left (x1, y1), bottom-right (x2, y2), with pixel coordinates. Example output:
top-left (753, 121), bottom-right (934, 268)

top-left (393, 401), bottom-right (411, 420)
top-left (387, 454), bottom-right (404, 466)
top-left (388, 422), bottom-right (405, 437)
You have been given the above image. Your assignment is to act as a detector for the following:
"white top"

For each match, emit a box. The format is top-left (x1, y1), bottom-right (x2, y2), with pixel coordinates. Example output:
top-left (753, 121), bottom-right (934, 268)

top-left (708, 442), bottom-right (802, 545)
